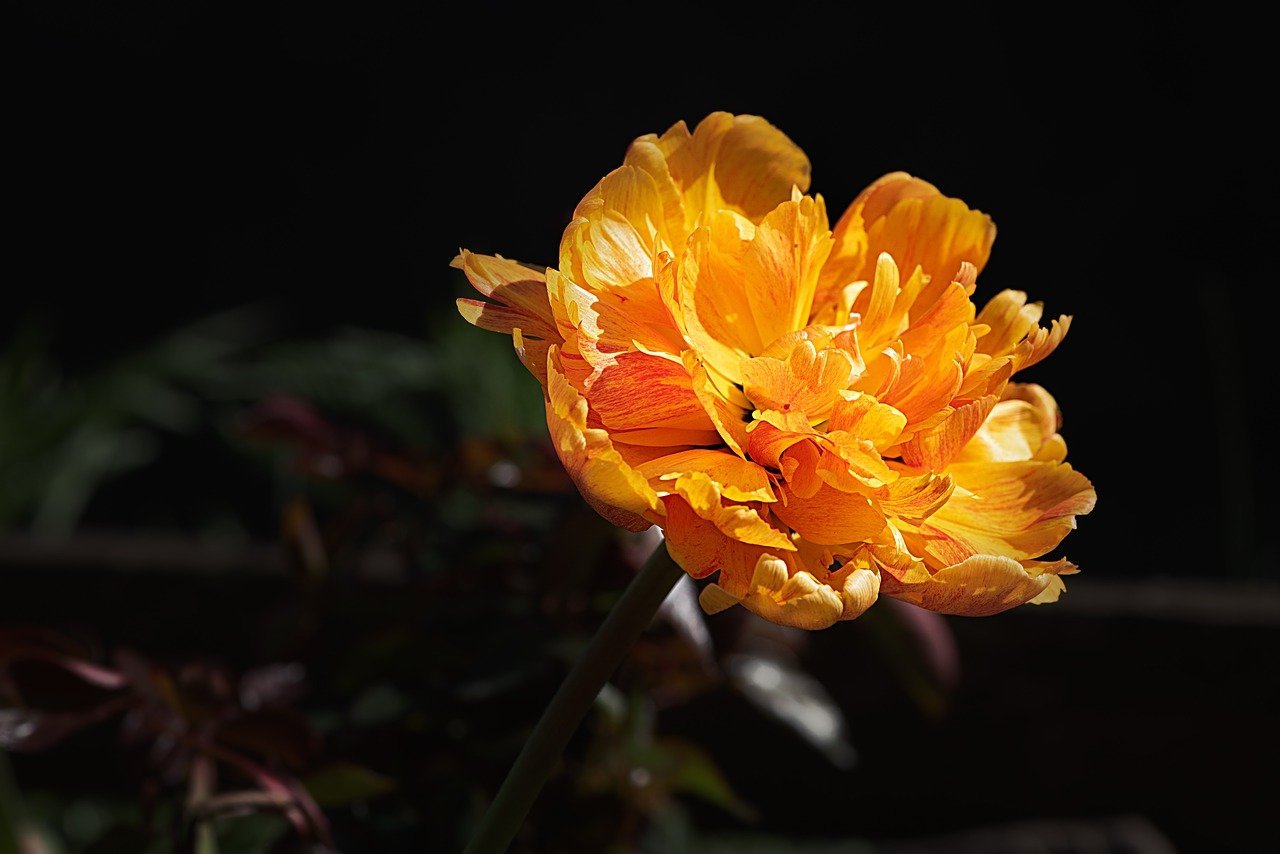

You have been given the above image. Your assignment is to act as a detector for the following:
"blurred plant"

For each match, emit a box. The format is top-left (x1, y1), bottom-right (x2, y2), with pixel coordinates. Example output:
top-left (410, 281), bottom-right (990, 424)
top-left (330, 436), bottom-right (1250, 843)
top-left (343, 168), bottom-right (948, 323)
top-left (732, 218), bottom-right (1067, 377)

top-left (0, 308), bottom-right (543, 537)
top-left (0, 628), bottom-right (400, 852)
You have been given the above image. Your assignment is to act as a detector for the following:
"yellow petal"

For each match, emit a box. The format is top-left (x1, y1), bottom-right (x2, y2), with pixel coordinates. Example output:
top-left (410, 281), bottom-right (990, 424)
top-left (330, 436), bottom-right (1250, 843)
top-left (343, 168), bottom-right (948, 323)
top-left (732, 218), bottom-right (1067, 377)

top-left (453, 251), bottom-right (558, 342)
top-left (830, 564), bottom-right (881, 620)
top-left (1000, 383), bottom-right (1061, 440)
top-left (914, 458), bottom-right (1096, 564)
top-left (704, 555), bottom-right (844, 631)
top-left (741, 195), bottom-right (833, 350)
top-left (880, 553), bottom-right (1074, 616)
top-left (952, 399), bottom-right (1043, 464)
top-left (652, 113), bottom-right (811, 232)
top-left (559, 165), bottom-right (668, 290)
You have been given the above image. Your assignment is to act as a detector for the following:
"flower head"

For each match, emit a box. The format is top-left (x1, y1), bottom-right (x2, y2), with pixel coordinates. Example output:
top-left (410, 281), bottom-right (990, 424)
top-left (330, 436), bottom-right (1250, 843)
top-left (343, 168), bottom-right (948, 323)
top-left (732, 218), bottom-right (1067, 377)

top-left (456, 113), bottom-right (1095, 629)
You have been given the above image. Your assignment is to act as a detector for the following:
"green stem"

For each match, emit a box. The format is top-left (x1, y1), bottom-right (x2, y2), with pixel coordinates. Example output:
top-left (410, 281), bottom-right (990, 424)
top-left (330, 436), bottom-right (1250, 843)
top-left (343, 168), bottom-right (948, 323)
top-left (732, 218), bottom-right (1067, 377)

top-left (465, 541), bottom-right (684, 854)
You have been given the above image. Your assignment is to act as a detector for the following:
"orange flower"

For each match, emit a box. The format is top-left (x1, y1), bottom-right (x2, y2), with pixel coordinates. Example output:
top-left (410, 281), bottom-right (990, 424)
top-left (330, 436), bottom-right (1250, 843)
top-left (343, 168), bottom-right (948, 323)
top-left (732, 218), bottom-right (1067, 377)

top-left (456, 113), bottom-right (1094, 630)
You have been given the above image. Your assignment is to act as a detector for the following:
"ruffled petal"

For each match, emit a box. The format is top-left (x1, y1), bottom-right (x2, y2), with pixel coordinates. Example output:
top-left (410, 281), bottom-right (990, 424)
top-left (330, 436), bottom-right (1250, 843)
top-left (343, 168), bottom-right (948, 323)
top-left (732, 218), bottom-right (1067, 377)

top-left (698, 555), bottom-right (844, 630)
top-left (661, 495), bottom-right (770, 584)
top-left (545, 347), bottom-right (661, 531)
top-left (880, 554), bottom-right (1075, 616)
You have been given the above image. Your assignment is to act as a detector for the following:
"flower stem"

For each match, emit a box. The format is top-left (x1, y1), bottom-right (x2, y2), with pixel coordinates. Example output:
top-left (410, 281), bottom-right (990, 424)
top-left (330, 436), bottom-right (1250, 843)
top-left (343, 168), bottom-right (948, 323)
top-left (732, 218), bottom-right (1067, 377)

top-left (464, 541), bottom-right (684, 854)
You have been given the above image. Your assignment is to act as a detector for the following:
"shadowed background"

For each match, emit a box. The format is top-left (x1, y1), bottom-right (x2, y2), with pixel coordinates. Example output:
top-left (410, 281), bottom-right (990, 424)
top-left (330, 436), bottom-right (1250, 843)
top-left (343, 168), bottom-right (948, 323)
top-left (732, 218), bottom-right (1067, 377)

top-left (5, 3), bottom-right (1275, 852)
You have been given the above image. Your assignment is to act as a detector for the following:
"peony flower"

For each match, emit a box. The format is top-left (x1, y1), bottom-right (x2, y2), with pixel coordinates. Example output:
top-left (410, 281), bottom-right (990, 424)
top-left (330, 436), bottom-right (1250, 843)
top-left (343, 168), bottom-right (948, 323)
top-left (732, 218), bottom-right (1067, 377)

top-left (455, 112), bottom-right (1094, 630)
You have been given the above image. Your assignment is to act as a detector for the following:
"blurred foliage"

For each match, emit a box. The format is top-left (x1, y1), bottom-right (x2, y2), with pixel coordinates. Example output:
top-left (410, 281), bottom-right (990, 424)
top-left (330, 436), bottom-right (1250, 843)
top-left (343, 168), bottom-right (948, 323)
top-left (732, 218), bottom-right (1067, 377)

top-left (0, 295), bottom-right (960, 852)
top-left (0, 306), bottom-right (543, 536)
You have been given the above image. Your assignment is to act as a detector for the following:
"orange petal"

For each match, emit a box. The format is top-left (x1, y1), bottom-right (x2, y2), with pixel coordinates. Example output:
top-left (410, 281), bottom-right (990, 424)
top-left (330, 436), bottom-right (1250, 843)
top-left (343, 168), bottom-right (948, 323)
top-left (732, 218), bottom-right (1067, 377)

top-left (867, 194), bottom-right (995, 318)
top-left (975, 289), bottom-right (1043, 356)
top-left (637, 449), bottom-right (775, 503)
top-left (668, 473), bottom-right (794, 550)
top-left (899, 395), bottom-right (997, 470)
top-left (876, 472), bottom-right (955, 522)
top-left (974, 290), bottom-right (1072, 372)
top-left (512, 328), bottom-right (551, 387)
top-left (820, 173), bottom-right (938, 296)
top-left (880, 553), bottom-right (1075, 616)
top-left (773, 481), bottom-right (886, 546)
top-left (547, 270), bottom-right (684, 368)
top-left (586, 351), bottom-right (716, 433)
top-left (678, 213), bottom-right (761, 373)
top-left (661, 495), bottom-right (770, 585)
top-left (545, 347), bottom-right (661, 531)
top-left (687, 357), bottom-right (752, 457)
top-left (826, 394), bottom-right (907, 452)
top-left (741, 339), bottom-right (856, 424)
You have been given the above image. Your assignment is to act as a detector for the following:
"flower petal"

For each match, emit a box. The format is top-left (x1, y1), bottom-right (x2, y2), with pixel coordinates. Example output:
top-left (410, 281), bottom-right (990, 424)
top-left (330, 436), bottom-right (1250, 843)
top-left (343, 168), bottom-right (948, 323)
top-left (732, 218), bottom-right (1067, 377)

top-left (819, 173), bottom-right (994, 318)
top-left (880, 553), bottom-right (1075, 616)
top-left (741, 339), bottom-right (856, 425)
top-left (899, 395), bottom-right (998, 470)
top-left (453, 251), bottom-right (558, 341)
top-left (741, 195), bottom-right (833, 351)
top-left (670, 472), bottom-right (793, 550)
top-left (773, 481), bottom-right (886, 546)
top-left (662, 494), bottom-right (770, 584)
top-left (545, 347), bottom-right (661, 531)
top-left (650, 113), bottom-right (811, 232)
top-left (699, 555), bottom-right (844, 630)
top-left (586, 351), bottom-right (716, 433)
top-left (912, 458), bottom-right (1096, 564)
top-left (637, 449), bottom-right (775, 503)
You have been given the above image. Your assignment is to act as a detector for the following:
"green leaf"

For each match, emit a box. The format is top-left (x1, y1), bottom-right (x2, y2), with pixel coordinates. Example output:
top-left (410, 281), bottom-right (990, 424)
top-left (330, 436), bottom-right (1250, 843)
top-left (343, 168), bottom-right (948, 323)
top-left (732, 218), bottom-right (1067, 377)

top-left (302, 763), bottom-right (397, 808)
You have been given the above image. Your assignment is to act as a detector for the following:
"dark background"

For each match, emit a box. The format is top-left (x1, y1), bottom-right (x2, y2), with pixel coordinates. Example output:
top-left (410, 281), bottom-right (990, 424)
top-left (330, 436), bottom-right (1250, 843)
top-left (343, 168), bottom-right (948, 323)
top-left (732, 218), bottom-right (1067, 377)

top-left (6, 3), bottom-right (1277, 852)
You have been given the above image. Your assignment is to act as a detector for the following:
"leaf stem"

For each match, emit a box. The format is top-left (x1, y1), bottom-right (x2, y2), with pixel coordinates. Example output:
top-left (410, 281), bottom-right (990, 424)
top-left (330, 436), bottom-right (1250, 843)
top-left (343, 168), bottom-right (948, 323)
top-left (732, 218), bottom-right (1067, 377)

top-left (465, 541), bottom-right (684, 854)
